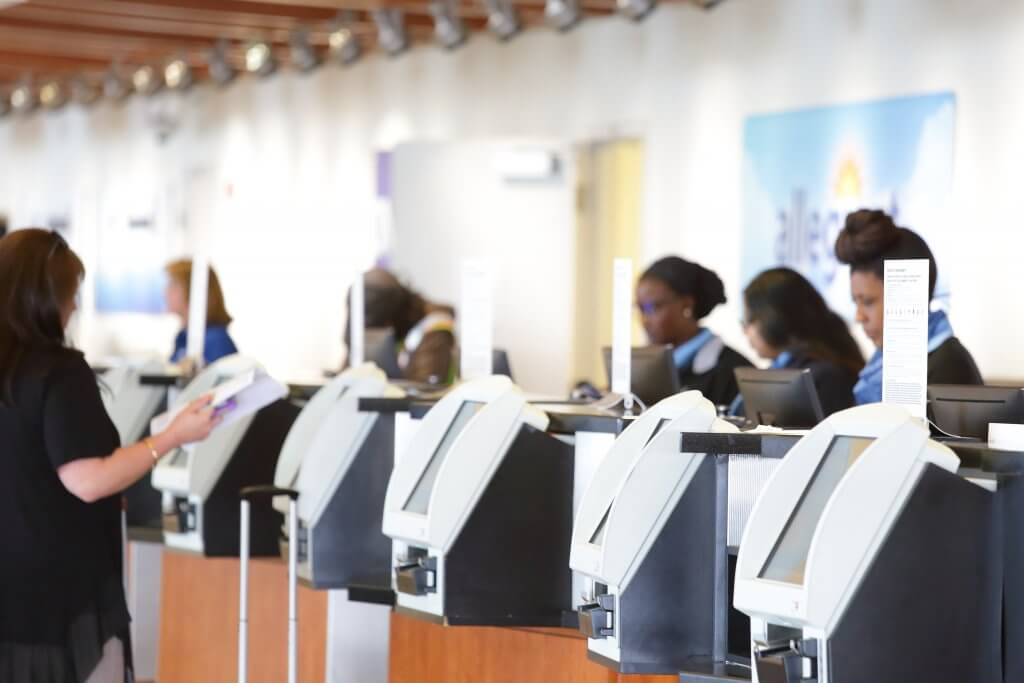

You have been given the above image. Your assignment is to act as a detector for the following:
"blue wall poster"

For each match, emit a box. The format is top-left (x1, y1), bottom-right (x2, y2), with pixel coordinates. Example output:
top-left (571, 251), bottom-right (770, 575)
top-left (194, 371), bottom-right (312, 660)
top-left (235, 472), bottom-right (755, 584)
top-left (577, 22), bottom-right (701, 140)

top-left (741, 92), bottom-right (956, 317)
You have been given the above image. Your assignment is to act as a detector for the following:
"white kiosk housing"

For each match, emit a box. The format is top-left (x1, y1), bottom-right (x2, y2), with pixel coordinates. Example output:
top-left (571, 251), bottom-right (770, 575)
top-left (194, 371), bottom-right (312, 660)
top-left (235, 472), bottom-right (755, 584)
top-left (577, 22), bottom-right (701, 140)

top-left (734, 404), bottom-right (1001, 683)
top-left (271, 363), bottom-right (404, 589)
top-left (152, 354), bottom-right (297, 556)
top-left (382, 375), bottom-right (575, 626)
top-left (101, 360), bottom-right (171, 528)
top-left (571, 391), bottom-right (738, 674)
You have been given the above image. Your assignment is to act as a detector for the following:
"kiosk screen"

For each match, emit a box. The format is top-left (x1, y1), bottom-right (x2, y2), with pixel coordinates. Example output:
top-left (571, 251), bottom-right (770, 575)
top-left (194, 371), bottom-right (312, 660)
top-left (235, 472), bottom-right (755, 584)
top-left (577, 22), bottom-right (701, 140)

top-left (403, 401), bottom-right (484, 514)
top-left (589, 418), bottom-right (671, 546)
top-left (758, 436), bottom-right (873, 584)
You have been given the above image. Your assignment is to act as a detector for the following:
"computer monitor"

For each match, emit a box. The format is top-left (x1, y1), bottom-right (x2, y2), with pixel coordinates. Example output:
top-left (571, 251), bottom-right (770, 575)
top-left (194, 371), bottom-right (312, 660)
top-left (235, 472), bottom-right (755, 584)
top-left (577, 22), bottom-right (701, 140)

top-left (734, 367), bottom-right (824, 429)
top-left (364, 327), bottom-right (402, 379)
top-left (601, 345), bottom-right (682, 407)
top-left (927, 384), bottom-right (1024, 439)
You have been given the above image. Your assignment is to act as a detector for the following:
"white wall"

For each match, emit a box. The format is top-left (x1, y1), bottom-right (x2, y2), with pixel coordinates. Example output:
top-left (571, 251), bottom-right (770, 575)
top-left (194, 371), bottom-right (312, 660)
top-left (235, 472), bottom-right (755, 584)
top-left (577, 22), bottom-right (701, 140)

top-left (390, 141), bottom-right (577, 395)
top-left (1, 0), bottom-right (1021, 383)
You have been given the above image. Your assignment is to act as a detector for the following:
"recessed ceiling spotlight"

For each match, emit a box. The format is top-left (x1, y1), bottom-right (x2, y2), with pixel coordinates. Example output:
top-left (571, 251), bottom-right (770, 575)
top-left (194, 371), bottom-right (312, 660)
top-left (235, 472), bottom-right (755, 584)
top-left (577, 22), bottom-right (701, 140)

top-left (39, 80), bottom-right (66, 110)
top-left (132, 65), bottom-right (162, 95)
top-left (290, 27), bottom-right (321, 72)
top-left (483, 0), bottom-right (521, 40)
top-left (245, 40), bottom-right (277, 76)
top-left (430, 0), bottom-right (468, 50)
top-left (71, 76), bottom-right (101, 106)
top-left (545, 0), bottom-right (581, 31)
top-left (328, 27), bottom-right (361, 65)
top-left (208, 39), bottom-right (238, 86)
top-left (164, 57), bottom-right (193, 90)
top-left (10, 82), bottom-right (37, 114)
top-left (372, 8), bottom-right (409, 56)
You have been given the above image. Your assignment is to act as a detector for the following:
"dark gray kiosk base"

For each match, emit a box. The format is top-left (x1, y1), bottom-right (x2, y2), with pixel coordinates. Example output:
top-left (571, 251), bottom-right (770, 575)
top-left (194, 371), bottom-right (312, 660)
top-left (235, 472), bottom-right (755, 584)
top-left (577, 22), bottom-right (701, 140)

top-left (586, 455), bottom-right (718, 674)
top-left (294, 413), bottom-right (396, 593)
top-left (164, 399), bottom-right (299, 557)
top-left (752, 463), bottom-right (1001, 683)
top-left (396, 424), bottom-right (575, 627)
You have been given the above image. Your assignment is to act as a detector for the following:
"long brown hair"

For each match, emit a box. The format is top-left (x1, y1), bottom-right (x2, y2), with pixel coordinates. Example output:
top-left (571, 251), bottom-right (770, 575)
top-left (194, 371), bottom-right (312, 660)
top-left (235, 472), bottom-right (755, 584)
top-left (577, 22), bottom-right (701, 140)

top-left (0, 228), bottom-right (85, 402)
top-left (165, 259), bottom-right (233, 326)
top-left (744, 267), bottom-right (865, 376)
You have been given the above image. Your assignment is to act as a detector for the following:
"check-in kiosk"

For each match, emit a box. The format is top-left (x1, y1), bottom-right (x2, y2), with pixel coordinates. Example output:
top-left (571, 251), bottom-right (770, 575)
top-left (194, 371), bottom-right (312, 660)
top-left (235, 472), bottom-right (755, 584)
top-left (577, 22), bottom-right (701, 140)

top-left (271, 363), bottom-right (404, 589)
top-left (101, 361), bottom-right (170, 528)
top-left (381, 375), bottom-right (574, 625)
top-left (153, 355), bottom-right (299, 556)
top-left (734, 404), bottom-right (1001, 683)
top-left (571, 391), bottom-right (738, 674)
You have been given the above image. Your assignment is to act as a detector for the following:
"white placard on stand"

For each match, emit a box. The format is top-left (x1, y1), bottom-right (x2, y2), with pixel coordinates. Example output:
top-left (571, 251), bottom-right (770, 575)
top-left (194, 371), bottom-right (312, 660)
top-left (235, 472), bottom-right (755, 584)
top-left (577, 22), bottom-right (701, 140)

top-left (460, 259), bottom-right (494, 381)
top-left (185, 253), bottom-right (209, 368)
top-left (350, 272), bottom-right (365, 367)
top-left (882, 259), bottom-right (930, 419)
top-left (611, 258), bottom-right (633, 411)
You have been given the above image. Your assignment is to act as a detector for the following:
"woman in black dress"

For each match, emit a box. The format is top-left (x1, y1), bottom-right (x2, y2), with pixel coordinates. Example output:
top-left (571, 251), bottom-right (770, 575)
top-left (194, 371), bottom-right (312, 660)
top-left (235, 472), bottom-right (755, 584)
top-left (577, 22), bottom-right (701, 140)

top-left (636, 256), bottom-right (752, 408)
top-left (738, 267), bottom-right (865, 418)
top-left (0, 229), bottom-right (223, 682)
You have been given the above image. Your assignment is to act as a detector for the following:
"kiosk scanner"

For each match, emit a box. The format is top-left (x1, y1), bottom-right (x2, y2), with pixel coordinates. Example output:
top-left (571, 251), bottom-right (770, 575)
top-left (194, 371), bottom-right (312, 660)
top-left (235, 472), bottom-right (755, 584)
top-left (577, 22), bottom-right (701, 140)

top-left (270, 363), bottom-right (404, 589)
top-left (152, 355), bottom-right (299, 556)
top-left (382, 375), bottom-right (575, 625)
top-left (101, 362), bottom-right (169, 528)
top-left (571, 391), bottom-right (739, 674)
top-left (734, 404), bottom-right (1000, 683)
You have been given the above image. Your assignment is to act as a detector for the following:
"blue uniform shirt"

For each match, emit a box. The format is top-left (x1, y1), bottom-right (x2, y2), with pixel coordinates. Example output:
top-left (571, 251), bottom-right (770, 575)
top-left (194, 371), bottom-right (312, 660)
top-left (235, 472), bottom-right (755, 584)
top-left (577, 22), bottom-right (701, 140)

top-left (171, 325), bottom-right (238, 365)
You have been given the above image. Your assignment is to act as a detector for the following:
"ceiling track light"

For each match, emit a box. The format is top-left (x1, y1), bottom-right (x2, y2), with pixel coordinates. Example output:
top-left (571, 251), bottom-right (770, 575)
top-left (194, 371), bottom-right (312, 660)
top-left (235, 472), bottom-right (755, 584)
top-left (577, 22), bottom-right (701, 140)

top-left (164, 57), bottom-right (193, 90)
top-left (372, 8), bottom-right (409, 56)
top-left (10, 81), bottom-right (37, 114)
top-left (132, 65), bottom-right (162, 96)
top-left (545, 0), bottom-right (582, 31)
top-left (430, 0), bottom-right (468, 50)
top-left (483, 0), bottom-right (521, 40)
top-left (39, 80), bottom-right (66, 110)
top-left (103, 66), bottom-right (131, 101)
top-left (208, 39), bottom-right (238, 86)
top-left (328, 16), bottom-right (362, 66)
top-left (71, 76), bottom-right (100, 106)
top-left (290, 27), bottom-right (321, 72)
top-left (245, 40), bottom-right (277, 77)
top-left (617, 0), bottom-right (655, 20)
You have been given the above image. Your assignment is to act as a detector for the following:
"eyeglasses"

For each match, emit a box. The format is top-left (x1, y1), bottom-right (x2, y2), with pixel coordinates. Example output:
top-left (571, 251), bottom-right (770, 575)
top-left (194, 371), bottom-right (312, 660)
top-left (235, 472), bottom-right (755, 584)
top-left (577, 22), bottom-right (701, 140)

top-left (636, 297), bottom-right (678, 316)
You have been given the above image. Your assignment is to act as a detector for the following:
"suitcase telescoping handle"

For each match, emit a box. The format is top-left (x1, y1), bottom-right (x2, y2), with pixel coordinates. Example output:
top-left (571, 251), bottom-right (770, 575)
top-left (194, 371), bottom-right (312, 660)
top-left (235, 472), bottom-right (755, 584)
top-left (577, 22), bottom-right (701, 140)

top-left (238, 486), bottom-right (300, 683)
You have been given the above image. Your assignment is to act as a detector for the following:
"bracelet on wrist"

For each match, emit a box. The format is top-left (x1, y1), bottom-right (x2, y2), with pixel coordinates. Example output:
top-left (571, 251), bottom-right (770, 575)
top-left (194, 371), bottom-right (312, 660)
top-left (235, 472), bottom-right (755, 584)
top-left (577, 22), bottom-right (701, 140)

top-left (143, 437), bottom-right (161, 468)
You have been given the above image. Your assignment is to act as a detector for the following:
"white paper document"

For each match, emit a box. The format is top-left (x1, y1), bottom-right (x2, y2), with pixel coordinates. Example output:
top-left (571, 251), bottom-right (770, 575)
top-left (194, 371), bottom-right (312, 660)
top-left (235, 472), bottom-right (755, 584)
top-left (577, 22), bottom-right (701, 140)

top-left (882, 259), bottom-right (930, 419)
top-left (149, 369), bottom-right (288, 437)
top-left (611, 258), bottom-right (633, 404)
top-left (460, 259), bottom-right (495, 381)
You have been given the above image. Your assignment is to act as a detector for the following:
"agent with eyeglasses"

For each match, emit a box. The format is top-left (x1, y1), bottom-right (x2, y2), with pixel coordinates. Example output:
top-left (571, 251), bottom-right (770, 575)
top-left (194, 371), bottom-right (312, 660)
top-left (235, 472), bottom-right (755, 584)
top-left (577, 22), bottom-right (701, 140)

top-left (636, 255), bottom-right (752, 408)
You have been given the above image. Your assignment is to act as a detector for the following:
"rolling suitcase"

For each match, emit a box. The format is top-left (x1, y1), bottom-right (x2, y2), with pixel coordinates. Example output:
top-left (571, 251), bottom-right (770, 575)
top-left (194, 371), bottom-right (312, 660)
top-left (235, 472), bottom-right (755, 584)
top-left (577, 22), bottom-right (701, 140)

top-left (238, 486), bottom-right (300, 683)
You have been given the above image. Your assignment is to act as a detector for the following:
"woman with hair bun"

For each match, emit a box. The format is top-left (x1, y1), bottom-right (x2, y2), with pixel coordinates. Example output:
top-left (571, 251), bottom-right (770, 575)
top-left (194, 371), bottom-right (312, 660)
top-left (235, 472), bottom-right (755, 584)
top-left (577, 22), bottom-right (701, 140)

top-left (738, 267), bottom-right (864, 417)
top-left (835, 209), bottom-right (982, 405)
top-left (636, 256), bottom-right (752, 407)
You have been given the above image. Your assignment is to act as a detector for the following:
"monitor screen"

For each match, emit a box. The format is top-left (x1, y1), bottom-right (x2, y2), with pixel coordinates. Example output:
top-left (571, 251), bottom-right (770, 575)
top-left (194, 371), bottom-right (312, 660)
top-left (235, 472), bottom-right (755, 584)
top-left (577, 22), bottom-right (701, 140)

top-left (758, 436), bottom-right (874, 585)
top-left (403, 401), bottom-right (484, 515)
top-left (602, 346), bottom-right (682, 407)
top-left (588, 418), bottom-right (671, 546)
top-left (646, 417), bottom-right (670, 446)
top-left (735, 368), bottom-right (825, 429)
top-left (589, 506), bottom-right (612, 545)
top-left (927, 385), bottom-right (1024, 439)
